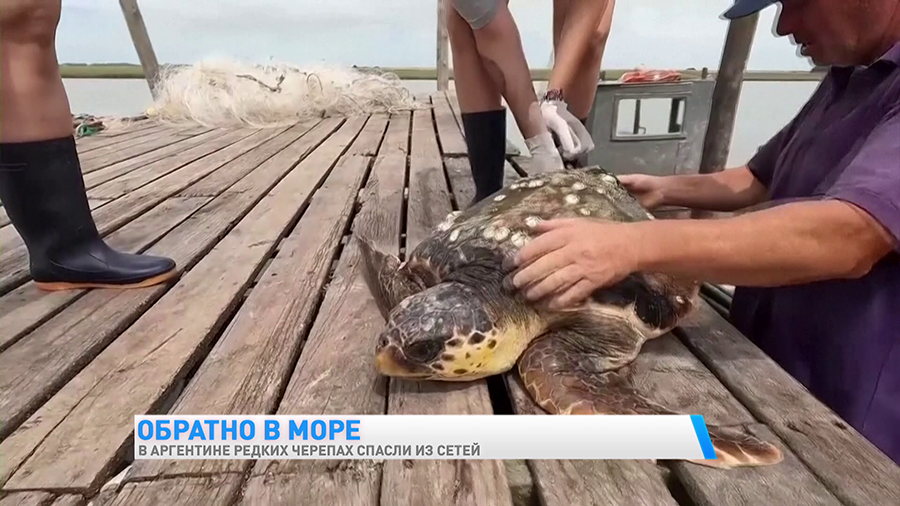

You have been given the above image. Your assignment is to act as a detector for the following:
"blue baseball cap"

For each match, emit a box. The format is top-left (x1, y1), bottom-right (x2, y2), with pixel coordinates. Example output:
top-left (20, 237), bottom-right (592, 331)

top-left (723, 0), bottom-right (778, 19)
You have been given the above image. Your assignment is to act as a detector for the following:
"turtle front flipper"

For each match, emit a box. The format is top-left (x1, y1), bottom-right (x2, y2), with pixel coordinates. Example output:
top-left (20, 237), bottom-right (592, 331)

top-left (356, 235), bottom-right (429, 320)
top-left (518, 330), bottom-right (784, 469)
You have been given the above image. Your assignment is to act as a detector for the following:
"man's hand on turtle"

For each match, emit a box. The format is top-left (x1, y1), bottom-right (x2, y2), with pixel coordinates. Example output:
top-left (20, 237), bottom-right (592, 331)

top-left (618, 173), bottom-right (668, 210)
top-left (504, 218), bottom-right (640, 309)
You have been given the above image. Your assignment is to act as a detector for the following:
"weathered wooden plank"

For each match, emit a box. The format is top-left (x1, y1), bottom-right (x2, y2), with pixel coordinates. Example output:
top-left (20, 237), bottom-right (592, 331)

top-left (432, 94), bottom-right (467, 156)
top-left (676, 302), bottom-right (900, 506)
top-left (639, 336), bottom-right (842, 505)
top-left (0, 195), bottom-right (211, 354)
top-left (0, 492), bottom-right (53, 506)
top-left (505, 374), bottom-right (678, 506)
top-left (109, 475), bottom-right (244, 506)
top-left (79, 127), bottom-right (208, 173)
top-left (403, 108), bottom-right (454, 249)
top-left (81, 128), bottom-right (235, 190)
top-left (627, 334), bottom-right (842, 505)
top-left (241, 113), bottom-right (407, 506)
top-left (49, 496), bottom-right (83, 506)
top-left (4, 130), bottom-right (323, 358)
top-left (508, 323), bottom-right (841, 505)
top-left (124, 115), bottom-right (385, 484)
top-left (0, 126), bottom-right (285, 294)
top-left (444, 157), bottom-right (475, 206)
top-left (75, 123), bottom-right (168, 153)
top-left (0, 196), bottom-right (215, 438)
top-left (672, 424), bottom-right (841, 506)
top-left (0, 119), bottom-right (347, 492)
top-left (380, 108), bottom-right (513, 506)
top-left (444, 158), bottom-right (520, 211)
top-left (118, 0), bottom-right (161, 97)
top-left (88, 128), bottom-right (275, 199)
top-left (77, 125), bottom-right (204, 163)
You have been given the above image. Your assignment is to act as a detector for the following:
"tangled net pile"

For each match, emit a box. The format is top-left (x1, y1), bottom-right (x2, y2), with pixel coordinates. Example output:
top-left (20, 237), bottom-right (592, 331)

top-left (146, 58), bottom-right (427, 128)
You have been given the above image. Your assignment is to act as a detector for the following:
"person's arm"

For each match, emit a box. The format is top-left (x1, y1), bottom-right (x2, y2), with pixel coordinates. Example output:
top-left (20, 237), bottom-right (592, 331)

top-left (633, 199), bottom-right (896, 287)
top-left (638, 104), bottom-right (900, 286)
top-left (507, 104), bottom-right (899, 308)
top-left (654, 165), bottom-right (769, 212)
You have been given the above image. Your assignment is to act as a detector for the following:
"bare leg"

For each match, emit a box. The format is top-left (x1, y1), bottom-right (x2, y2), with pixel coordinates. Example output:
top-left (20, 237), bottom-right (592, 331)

top-left (449, 0), bottom-right (563, 178)
top-left (447, 8), bottom-right (508, 203)
top-left (0, 0), bottom-right (73, 142)
top-left (550, 0), bottom-right (616, 120)
top-left (0, 0), bottom-right (178, 290)
top-left (447, 8), bottom-right (503, 113)
top-left (454, 1), bottom-right (545, 139)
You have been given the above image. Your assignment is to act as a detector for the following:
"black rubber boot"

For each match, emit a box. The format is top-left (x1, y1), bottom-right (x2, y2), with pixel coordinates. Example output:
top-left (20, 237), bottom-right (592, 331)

top-left (461, 109), bottom-right (506, 206)
top-left (0, 136), bottom-right (178, 291)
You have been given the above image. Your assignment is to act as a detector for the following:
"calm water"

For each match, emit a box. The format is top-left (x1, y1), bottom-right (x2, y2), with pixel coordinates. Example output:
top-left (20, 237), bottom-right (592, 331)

top-left (63, 78), bottom-right (820, 168)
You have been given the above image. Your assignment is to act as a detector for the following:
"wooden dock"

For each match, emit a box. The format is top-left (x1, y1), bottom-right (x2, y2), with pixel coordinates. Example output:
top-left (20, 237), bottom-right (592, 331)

top-left (0, 92), bottom-right (897, 506)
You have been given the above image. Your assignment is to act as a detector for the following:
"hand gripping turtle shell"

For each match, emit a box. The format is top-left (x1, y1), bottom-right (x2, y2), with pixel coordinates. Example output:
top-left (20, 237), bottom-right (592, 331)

top-left (357, 167), bottom-right (783, 469)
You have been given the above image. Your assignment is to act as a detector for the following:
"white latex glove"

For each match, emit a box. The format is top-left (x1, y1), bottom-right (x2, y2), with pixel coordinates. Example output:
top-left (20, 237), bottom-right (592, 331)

top-left (540, 99), bottom-right (595, 161)
top-left (524, 131), bottom-right (565, 174)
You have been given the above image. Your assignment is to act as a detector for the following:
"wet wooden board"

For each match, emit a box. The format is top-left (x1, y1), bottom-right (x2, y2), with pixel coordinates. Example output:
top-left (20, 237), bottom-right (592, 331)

top-left (380, 108), bottom-right (513, 506)
top-left (676, 302), bottom-right (900, 506)
top-left (241, 112), bottom-right (407, 506)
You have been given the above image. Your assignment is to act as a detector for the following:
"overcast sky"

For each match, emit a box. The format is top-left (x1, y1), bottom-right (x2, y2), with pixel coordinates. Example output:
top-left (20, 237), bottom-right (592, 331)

top-left (58, 0), bottom-right (811, 71)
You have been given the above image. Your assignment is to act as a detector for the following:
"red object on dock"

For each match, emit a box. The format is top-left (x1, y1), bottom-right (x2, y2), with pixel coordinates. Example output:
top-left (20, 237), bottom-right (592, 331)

top-left (619, 68), bottom-right (682, 83)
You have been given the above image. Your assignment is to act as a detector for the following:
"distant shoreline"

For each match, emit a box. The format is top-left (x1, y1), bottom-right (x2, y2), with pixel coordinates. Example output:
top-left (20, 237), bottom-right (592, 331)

top-left (59, 63), bottom-right (826, 82)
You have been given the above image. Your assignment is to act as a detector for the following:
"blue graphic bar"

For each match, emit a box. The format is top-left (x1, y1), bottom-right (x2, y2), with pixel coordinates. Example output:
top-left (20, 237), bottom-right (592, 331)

top-left (690, 414), bottom-right (717, 460)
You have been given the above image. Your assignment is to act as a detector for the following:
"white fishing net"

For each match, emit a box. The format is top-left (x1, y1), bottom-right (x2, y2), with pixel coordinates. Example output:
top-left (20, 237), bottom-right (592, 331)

top-left (145, 58), bottom-right (428, 128)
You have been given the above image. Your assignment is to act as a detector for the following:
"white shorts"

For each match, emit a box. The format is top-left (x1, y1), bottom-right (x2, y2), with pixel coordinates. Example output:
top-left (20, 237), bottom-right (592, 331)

top-left (450, 0), bottom-right (500, 30)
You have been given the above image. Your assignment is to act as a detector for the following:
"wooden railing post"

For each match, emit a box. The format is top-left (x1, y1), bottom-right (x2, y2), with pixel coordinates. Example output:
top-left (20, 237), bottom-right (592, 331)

top-left (694, 13), bottom-right (759, 218)
top-left (118, 0), bottom-right (161, 98)
top-left (437, 0), bottom-right (451, 91)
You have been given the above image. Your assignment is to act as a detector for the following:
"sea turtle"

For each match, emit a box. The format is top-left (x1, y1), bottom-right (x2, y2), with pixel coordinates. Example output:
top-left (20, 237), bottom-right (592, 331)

top-left (356, 166), bottom-right (783, 469)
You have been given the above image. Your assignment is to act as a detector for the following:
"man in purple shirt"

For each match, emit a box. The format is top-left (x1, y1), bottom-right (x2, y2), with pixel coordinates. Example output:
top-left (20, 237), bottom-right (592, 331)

top-left (506, 0), bottom-right (900, 464)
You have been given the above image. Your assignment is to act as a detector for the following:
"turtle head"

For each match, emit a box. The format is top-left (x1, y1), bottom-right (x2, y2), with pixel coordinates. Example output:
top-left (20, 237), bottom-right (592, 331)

top-left (374, 281), bottom-right (532, 381)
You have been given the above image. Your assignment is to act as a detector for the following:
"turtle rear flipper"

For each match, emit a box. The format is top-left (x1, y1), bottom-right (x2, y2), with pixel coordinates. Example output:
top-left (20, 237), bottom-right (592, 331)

top-left (356, 235), bottom-right (427, 320)
top-left (518, 330), bottom-right (784, 469)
